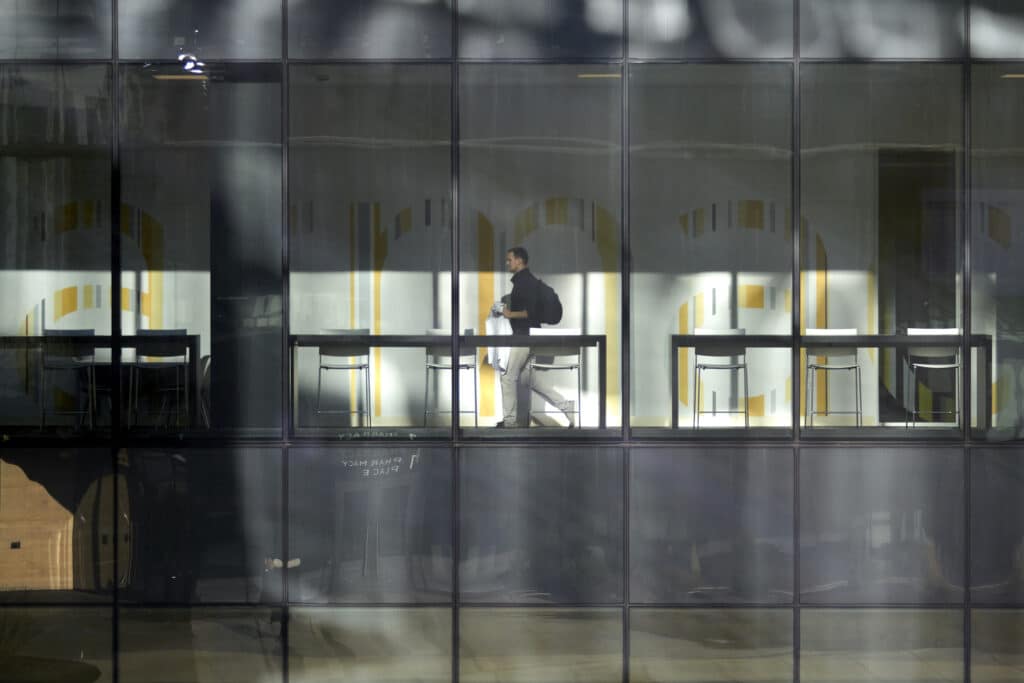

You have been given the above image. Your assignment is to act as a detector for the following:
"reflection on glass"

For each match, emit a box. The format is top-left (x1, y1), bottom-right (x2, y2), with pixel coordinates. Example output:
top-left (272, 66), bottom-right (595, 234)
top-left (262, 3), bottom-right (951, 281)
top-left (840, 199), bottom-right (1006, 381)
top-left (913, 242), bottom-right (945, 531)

top-left (630, 64), bottom-right (792, 430)
top-left (970, 1), bottom-right (1024, 58)
top-left (120, 450), bottom-right (282, 604)
top-left (460, 609), bottom-right (621, 683)
top-left (289, 0), bottom-right (451, 58)
top-left (0, 1), bottom-right (111, 59)
top-left (801, 609), bottom-right (961, 683)
top-left (458, 0), bottom-right (622, 58)
top-left (289, 65), bottom-right (452, 434)
top-left (972, 65), bottom-right (1024, 440)
top-left (971, 450), bottom-right (1024, 603)
top-left (0, 450), bottom-right (114, 602)
top-left (0, 66), bottom-right (112, 432)
top-left (118, 0), bottom-right (281, 59)
top-left (630, 0), bottom-right (792, 58)
top-left (0, 607), bottom-right (112, 681)
top-left (972, 610), bottom-right (1024, 682)
top-left (801, 65), bottom-right (961, 429)
top-left (288, 448), bottom-right (451, 603)
top-left (460, 448), bottom-right (623, 603)
top-left (289, 607), bottom-right (451, 683)
top-left (119, 608), bottom-right (281, 683)
top-left (630, 609), bottom-right (791, 683)
top-left (630, 449), bottom-right (792, 603)
top-left (459, 64), bottom-right (621, 430)
top-left (121, 64), bottom-right (283, 437)
top-left (800, 448), bottom-right (963, 603)
top-left (800, 0), bottom-right (964, 58)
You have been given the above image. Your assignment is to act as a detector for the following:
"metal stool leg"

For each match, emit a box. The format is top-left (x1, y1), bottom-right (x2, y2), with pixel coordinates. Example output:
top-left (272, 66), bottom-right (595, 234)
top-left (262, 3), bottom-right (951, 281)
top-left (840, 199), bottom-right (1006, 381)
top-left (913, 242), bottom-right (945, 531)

top-left (315, 366), bottom-right (324, 417)
top-left (854, 365), bottom-right (862, 427)
top-left (692, 364), bottom-right (700, 429)
top-left (743, 364), bottom-right (750, 429)
top-left (364, 365), bottom-right (372, 428)
top-left (422, 365), bottom-right (431, 426)
top-left (807, 363), bottom-right (815, 427)
top-left (473, 365), bottom-right (479, 427)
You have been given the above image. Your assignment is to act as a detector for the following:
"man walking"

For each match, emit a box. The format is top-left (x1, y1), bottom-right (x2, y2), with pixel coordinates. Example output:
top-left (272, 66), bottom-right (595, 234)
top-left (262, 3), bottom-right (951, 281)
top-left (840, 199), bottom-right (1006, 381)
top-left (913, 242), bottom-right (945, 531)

top-left (497, 247), bottom-right (576, 428)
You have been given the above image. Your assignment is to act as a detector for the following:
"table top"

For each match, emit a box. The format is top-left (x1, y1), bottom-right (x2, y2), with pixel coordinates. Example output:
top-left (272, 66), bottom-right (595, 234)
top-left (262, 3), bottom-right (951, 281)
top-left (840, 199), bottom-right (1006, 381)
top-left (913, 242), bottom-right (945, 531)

top-left (671, 333), bottom-right (991, 347)
top-left (291, 333), bottom-right (607, 347)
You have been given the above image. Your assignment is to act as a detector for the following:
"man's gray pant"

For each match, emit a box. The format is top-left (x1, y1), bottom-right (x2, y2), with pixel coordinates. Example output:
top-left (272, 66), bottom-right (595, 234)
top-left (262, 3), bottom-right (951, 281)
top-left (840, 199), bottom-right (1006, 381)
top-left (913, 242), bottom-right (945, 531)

top-left (500, 346), bottom-right (574, 425)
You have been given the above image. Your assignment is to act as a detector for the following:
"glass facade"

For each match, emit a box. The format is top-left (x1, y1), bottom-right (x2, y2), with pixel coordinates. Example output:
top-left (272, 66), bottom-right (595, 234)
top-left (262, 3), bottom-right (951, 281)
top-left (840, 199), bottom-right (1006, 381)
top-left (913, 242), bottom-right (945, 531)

top-left (0, 2), bottom-right (1020, 681)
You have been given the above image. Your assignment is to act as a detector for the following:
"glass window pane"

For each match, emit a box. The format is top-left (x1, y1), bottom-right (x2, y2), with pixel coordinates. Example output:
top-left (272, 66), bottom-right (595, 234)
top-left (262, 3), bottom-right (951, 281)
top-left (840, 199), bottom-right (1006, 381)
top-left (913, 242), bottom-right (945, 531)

top-left (460, 608), bottom-right (621, 683)
top-left (630, 64), bottom-right (792, 432)
top-left (971, 64), bottom-right (1024, 441)
top-left (460, 447), bottom-right (623, 603)
top-left (288, 0), bottom-right (452, 59)
top-left (630, 609), bottom-right (792, 683)
top-left (800, 0), bottom-right (964, 58)
top-left (629, 0), bottom-right (792, 58)
top-left (801, 610), bottom-right (962, 683)
top-left (972, 610), bottom-right (1024, 682)
top-left (120, 449), bottom-right (283, 604)
top-left (0, 66), bottom-right (112, 434)
top-left (800, 447), bottom-right (964, 604)
top-left (458, 1), bottom-right (622, 58)
top-left (0, 1), bottom-right (111, 59)
top-left (800, 65), bottom-right (962, 432)
top-left (120, 64), bottom-right (282, 437)
top-left (288, 447), bottom-right (452, 603)
top-left (459, 64), bottom-right (622, 432)
top-left (0, 450), bottom-right (113, 602)
top-left (0, 607), bottom-right (112, 681)
top-left (630, 448), bottom-right (792, 603)
top-left (288, 65), bottom-right (452, 438)
top-left (289, 607), bottom-right (451, 683)
top-left (118, 0), bottom-right (281, 59)
top-left (971, 1), bottom-right (1024, 57)
top-left (971, 449), bottom-right (1024, 603)
top-left (119, 607), bottom-right (282, 683)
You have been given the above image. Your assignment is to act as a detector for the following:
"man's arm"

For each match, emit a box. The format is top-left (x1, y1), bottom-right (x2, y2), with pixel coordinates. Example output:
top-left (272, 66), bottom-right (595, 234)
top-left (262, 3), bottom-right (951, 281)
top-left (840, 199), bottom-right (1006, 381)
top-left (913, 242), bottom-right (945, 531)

top-left (503, 308), bottom-right (528, 320)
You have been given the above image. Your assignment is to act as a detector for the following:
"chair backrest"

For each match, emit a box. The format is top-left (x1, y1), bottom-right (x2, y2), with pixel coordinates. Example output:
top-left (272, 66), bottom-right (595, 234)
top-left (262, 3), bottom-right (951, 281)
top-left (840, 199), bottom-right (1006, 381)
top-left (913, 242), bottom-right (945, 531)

top-left (529, 327), bottom-right (582, 359)
top-left (319, 328), bottom-right (370, 358)
top-left (907, 327), bottom-right (960, 360)
top-left (804, 328), bottom-right (857, 359)
top-left (43, 328), bottom-right (96, 360)
top-left (135, 329), bottom-right (188, 360)
top-left (426, 329), bottom-right (475, 364)
top-left (693, 327), bottom-right (746, 358)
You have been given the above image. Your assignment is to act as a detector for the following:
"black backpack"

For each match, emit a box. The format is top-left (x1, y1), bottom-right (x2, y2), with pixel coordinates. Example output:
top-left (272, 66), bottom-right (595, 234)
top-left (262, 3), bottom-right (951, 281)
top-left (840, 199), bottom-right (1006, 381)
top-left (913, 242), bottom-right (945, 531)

top-left (536, 279), bottom-right (563, 325)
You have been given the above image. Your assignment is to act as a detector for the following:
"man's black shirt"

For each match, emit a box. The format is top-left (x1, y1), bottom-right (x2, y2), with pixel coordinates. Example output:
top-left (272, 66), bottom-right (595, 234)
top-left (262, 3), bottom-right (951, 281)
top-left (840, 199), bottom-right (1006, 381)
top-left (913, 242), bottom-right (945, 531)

top-left (509, 268), bottom-right (542, 335)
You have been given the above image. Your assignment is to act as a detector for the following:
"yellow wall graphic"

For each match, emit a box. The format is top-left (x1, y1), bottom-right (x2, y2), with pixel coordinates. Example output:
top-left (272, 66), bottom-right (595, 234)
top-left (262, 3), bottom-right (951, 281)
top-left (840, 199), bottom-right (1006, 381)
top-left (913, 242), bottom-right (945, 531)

top-left (477, 215), bottom-right (496, 418)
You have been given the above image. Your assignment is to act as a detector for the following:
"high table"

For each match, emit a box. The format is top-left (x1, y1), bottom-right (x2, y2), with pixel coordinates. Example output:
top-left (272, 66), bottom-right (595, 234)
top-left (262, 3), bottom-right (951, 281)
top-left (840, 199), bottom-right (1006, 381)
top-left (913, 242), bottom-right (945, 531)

top-left (670, 334), bottom-right (993, 428)
top-left (290, 333), bottom-right (608, 429)
top-left (0, 334), bottom-right (201, 428)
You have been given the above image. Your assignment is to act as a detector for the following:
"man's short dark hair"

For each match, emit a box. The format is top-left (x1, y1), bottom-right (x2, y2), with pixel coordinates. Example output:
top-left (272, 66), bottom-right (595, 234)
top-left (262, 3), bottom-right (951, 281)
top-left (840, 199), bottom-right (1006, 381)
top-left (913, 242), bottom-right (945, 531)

top-left (508, 246), bottom-right (529, 264)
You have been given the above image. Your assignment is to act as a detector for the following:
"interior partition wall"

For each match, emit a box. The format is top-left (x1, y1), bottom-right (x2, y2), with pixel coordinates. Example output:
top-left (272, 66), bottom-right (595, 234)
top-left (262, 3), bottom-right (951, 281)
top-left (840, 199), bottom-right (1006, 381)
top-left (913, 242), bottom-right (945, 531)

top-left (2, 2), bottom-right (1024, 683)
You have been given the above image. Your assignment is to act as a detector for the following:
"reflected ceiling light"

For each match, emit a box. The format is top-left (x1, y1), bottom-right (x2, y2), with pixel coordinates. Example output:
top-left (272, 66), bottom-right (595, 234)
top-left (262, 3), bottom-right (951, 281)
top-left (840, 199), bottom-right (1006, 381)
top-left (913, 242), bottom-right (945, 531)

top-left (577, 73), bottom-right (621, 79)
top-left (1000, 74), bottom-right (1024, 79)
top-left (177, 52), bottom-right (206, 75)
top-left (153, 74), bottom-right (209, 81)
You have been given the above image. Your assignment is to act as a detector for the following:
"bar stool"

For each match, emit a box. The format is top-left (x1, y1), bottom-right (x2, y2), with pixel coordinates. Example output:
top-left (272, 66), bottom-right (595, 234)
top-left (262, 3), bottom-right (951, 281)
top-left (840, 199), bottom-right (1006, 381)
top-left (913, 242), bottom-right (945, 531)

top-left (805, 328), bottom-right (861, 427)
top-left (693, 328), bottom-right (748, 429)
top-left (40, 329), bottom-right (97, 429)
top-left (316, 328), bottom-right (371, 427)
top-left (423, 329), bottom-right (478, 427)
top-left (129, 329), bottom-right (190, 427)
top-left (906, 328), bottom-right (960, 427)
top-left (528, 327), bottom-right (582, 427)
